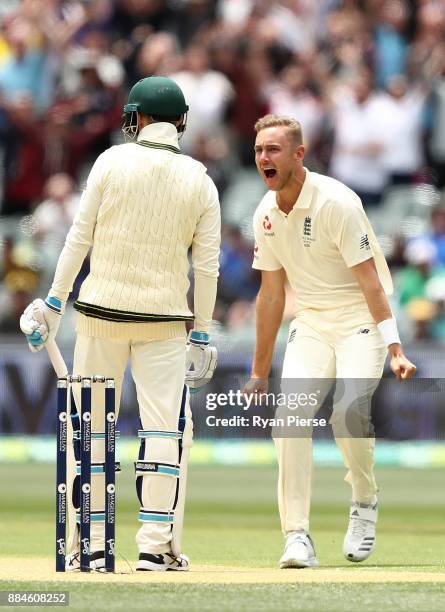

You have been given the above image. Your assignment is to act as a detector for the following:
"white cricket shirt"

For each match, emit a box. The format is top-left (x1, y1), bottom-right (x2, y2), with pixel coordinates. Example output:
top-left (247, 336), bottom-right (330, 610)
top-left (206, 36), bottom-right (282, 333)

top-left (252, 168), bottom-right (393, 314)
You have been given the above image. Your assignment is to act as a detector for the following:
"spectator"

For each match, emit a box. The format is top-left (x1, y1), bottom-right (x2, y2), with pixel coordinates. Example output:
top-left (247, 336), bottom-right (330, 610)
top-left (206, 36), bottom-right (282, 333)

top-left (379, 74), bottom-right (427, 185)
top-left (0, 16), bottom-right (55, 114)
top-left (373, 0), bottom-right (410, 88)
top-left (266, 62), bottom-right (325, 155)
top-left (0, 236), bottom-right (40, 333)
top-left (218, 225), bottom-right (259, 311)
top-left (404, 298), bottom-right (438, 341)
top-left (397, 239), bottom-right (439, 306)
top-left (225, 39), bottom-right (270, 165)
top-left (111, 0), bottom-right (177, 40)
top-left (134, 32), bottom-right (180, 86)
top-left (252, 0), bottom-right (316, 56)
top-left (60, 31), bottom-right (125, 96)
top-left (32, 173), bottom-right (79, 246)
top-left (70, 0), bottom-right (114, 43)
top-left (61, 54), bottom-right (123, 178)
top-left (172, 0), bottom-right (217, 48)
top-left (22, 0), bottom-right (88, 52)
top-left (404, 205), bottom-right (445, 273)
top-left (420, 206), bottom-right (445, 267)
top-left (170, 44), bottom-right (234, 154)
top-left (1, 94), bottom-right (46, 215)
top-left (192, 134), bottom-right (231, 196)
top-left (217, 0), bottom-right (253, 28)
top-left (425, 275), bottom-right (445, 342)
top-left (320, 4), bottom-right (371, 82)
top-left (329, 70), bottom-right (388, 207)
top-left (428, 45), bottom-right (445, 188)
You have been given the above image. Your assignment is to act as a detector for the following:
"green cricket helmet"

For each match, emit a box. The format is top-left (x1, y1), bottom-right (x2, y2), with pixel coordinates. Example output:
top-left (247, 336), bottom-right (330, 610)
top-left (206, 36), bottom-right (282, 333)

top-left (122, 76), bottom-right (189, 139)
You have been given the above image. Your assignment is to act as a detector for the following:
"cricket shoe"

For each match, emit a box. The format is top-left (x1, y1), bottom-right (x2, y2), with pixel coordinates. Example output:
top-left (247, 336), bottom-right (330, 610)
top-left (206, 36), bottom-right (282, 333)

top-left (343, 502), bottom-right (377, 562)
top-left (65, 550), bottom-right (105, 572)
top-left (136, 552), bottom-right (189, 571)
top-left (279, 531), bottom-right (319, 568)
top-left (65, 551), bottom-right (80, 571)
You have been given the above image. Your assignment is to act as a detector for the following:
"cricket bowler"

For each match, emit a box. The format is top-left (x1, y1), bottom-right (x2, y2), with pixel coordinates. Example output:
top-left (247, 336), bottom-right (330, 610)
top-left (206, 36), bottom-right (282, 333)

top-left (245, 114), bottom-right (416, 568)
top-left (19, 77), bottom-right (221, 571)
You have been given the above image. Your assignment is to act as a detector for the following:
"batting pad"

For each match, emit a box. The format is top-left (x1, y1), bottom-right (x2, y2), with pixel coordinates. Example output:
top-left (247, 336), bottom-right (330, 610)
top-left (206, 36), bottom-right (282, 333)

top-left (135, 432), bottom-right (181, 517)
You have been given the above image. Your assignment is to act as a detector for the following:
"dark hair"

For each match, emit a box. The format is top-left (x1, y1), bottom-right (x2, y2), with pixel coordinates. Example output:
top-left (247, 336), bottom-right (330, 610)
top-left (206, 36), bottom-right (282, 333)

top-left (151, 114), bottom-right (182, 122)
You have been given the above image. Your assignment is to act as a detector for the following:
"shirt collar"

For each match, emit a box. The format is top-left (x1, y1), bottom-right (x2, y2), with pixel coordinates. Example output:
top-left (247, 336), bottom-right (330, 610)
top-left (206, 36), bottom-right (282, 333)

top-left (137, 122), bottom-right (180, 152)
top-left (268, 167), bottom-right (314, 211)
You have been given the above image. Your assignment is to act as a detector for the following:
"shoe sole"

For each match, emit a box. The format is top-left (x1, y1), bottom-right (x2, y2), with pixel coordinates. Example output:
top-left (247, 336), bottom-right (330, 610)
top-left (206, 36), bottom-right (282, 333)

top-left (136, 561), bottom-right (189, 572)
top-left (64, 565), bottom-right (105, 572)
top-left (343, 539), bottom-right (376, 563)
top-left (136, 567), bottom-right (189, 572)
top-left (279, 557), bottom-right (319, 569)
top-left (344, 550), bottom-right (375, 563)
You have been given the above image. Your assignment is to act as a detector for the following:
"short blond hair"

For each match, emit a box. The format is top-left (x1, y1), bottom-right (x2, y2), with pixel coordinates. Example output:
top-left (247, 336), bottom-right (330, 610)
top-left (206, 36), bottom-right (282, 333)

top-left (254, 114), bottom-right (303, 146)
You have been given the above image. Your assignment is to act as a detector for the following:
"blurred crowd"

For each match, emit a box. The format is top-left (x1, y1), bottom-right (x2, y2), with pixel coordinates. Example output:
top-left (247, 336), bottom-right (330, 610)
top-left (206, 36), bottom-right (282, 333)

top-left (1, 0), bottom-right (445, 343)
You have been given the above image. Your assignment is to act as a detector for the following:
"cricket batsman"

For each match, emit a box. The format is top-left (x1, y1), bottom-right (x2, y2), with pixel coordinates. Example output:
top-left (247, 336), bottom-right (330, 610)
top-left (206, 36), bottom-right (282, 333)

top-left (19, 77), bottom-right (221, 571)
top-left (244, 114), bottom-right (416, 568)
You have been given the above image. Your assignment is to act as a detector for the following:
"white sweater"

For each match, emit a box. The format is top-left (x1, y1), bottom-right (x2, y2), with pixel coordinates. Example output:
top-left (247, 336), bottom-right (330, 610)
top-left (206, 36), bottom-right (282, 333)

top-left (49, 123), bottom-right (220, 335)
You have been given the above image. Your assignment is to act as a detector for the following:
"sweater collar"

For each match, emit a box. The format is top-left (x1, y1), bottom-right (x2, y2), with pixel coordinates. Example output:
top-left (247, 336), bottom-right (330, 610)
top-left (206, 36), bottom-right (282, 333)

top-left (137, 123), bottom-right (180, 153)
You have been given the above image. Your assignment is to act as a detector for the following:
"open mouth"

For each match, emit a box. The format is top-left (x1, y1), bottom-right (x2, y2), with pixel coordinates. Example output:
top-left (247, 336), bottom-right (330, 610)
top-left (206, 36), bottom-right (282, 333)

top-left (264, 169), bottom-right (277, 179)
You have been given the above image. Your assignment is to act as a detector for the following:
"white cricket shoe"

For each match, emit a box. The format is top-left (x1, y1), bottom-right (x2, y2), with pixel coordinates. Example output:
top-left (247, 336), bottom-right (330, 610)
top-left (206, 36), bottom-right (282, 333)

top-left (279, 531), bottom-right (319, 569)
top-left (136, 552), bottom-right (189, 571)
top-left (343, 502), bottom-right (378, 562)
top-left (65, 550), bottom-right (105, 571)
top-left (65, 551), bottom-right (80, 571)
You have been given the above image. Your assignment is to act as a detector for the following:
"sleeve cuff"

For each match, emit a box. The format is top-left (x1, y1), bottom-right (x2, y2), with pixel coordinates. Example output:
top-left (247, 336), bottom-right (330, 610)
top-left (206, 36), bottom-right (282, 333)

top-left (189, 330), bottom-right (210, 344)
top-left (344, 251), bottom-right (374, 268)
top-left (46, 294), bottom-right (65, 314)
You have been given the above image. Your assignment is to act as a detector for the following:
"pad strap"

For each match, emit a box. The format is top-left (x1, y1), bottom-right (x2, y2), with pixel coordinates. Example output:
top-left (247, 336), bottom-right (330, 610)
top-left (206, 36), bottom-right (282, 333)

top-left (76, 510), bottom-right (107, 523)
top-left (138, 509), bottom-right (175, 523)
top-left (134, 460), bottom-right (180, 477)
top-left (138, 429), bottom-right (182, 440)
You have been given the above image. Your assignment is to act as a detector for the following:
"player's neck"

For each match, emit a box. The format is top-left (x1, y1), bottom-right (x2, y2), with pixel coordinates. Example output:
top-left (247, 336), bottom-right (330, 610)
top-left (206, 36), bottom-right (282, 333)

top-left (276, 168), bottom-right (306, 215)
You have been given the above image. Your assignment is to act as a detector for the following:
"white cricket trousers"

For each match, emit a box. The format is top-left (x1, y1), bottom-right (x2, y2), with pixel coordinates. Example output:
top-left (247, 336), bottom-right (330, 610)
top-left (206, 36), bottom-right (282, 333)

top-left (66, 333), bottom-right (191, 555)
top-left (274, 306), bottom-right (387, 534)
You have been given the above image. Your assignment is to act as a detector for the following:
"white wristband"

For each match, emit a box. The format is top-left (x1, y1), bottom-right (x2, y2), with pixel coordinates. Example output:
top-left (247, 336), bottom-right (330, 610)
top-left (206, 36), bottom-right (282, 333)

top-left (377, 318), bottom-right (401, 347)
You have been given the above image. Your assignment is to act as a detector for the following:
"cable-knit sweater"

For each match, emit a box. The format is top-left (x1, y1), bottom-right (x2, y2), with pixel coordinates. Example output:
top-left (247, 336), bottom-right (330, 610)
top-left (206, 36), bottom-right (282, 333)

top-left (49, 123), bottom-right (220, 338)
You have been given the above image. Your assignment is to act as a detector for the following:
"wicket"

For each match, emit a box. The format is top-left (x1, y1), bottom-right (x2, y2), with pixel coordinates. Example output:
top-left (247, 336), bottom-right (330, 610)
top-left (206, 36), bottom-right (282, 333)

top-left (56, 375), bottom-right (116, 573)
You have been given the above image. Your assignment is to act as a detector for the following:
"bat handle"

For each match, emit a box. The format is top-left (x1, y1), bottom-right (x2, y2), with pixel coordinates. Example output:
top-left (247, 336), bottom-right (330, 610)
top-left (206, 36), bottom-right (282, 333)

top-left (46, 339), bottom-right (69, 378)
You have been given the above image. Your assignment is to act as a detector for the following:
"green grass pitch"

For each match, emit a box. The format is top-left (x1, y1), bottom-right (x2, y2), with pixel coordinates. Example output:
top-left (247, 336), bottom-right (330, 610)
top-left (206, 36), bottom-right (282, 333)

top-left (1, 463), bottom-right (444, 611)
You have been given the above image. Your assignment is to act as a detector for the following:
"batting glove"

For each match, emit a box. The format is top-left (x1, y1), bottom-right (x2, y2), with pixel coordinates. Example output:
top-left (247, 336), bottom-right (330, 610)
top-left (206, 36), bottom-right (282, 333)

top-left (19, 296), bottom-right (65, 352)
top-left (185, 331), bottom-right (217, 390)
